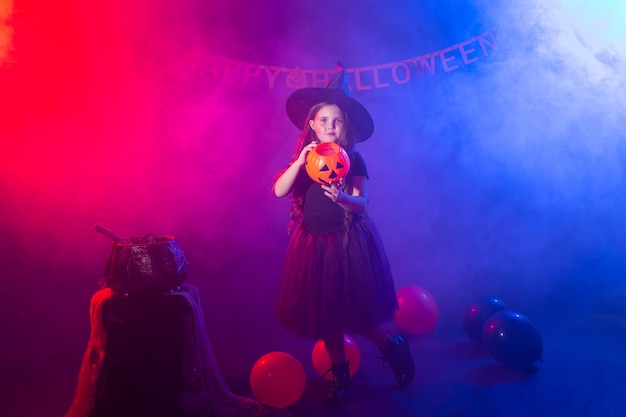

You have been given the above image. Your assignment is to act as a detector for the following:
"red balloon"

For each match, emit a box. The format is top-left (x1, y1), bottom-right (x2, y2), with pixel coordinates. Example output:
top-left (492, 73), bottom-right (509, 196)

top-left (394, 285), bottom-right (438, 334)
top-left (250, 351), bottom-right (306, 408)
top-left (311, 334), bottom-right (361, 381)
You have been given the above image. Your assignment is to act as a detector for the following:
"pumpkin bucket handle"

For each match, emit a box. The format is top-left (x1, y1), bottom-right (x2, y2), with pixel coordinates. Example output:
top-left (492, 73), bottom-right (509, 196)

top-left (94, 223), bottom-right (131, 244)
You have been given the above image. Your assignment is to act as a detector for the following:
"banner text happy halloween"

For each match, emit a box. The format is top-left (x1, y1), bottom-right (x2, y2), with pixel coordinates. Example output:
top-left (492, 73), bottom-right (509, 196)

top-left (180, 31), bottom-right (498, 90)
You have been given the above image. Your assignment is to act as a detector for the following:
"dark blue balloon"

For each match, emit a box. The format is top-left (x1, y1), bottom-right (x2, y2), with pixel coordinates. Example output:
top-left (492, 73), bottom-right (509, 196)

top-left (462, 296), bottom-right (508, 344)
top-left (481, 310), bottom-right (543, 369)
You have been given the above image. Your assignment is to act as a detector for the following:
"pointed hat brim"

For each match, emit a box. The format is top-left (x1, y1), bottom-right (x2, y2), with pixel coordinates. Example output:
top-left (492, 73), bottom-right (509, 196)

top-left (285, 87), bottom-right (374, 142)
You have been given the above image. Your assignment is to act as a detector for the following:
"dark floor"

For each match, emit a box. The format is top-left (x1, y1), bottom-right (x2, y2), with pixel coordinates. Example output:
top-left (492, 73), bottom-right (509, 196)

top-left (2, 288), bottom-right (625, 417)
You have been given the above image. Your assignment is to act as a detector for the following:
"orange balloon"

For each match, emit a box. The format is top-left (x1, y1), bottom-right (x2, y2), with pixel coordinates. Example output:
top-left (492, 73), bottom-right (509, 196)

top-left (311, 334), bottom-right (361, 381)
top-left (250, 351), bottom-right (306, 409)
top-left (394, 285), bottom-right (438, 334)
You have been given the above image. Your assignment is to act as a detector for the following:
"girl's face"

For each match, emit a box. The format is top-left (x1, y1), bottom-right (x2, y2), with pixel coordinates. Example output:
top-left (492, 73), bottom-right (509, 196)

top-left (308, 104), bottom-right (345, 143)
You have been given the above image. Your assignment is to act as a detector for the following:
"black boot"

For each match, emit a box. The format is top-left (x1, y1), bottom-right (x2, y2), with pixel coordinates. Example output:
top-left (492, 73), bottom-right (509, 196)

top-left (326, 360), bottom-right (351, 405)
top-left (380, 335), bottom-right (415, 388)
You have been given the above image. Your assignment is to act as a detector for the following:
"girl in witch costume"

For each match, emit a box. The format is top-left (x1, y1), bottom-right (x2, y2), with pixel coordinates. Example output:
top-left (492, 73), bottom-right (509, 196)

top-left (273, 69), bottom-right (415, 405)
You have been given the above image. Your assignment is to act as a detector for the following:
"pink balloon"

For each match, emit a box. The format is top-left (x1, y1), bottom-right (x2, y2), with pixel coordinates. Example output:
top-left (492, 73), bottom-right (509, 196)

top-left (311, 334), bottom-right (361, 381)
top-left (250, 351), bottom-right (306, 408)
top-left (394, 285), bottom-right (438, 334)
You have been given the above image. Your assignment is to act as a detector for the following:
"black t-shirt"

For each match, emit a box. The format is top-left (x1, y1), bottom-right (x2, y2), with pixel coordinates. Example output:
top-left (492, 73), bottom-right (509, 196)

top-left (297, 152), bottom-right (369, 235)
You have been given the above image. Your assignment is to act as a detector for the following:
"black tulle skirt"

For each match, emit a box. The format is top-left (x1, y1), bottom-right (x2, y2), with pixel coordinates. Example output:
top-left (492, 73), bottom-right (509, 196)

top-left (274, 215), bottom-right (398, 340)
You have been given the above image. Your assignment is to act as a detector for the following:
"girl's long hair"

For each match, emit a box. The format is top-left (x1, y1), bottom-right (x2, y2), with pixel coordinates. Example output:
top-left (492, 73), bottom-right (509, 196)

top-left (276, 102), bottom-right (357, 234)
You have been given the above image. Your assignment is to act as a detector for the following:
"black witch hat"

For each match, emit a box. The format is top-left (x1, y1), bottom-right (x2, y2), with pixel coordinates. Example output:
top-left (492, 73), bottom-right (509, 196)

top-left (285, 67), bottom-right (374, 142)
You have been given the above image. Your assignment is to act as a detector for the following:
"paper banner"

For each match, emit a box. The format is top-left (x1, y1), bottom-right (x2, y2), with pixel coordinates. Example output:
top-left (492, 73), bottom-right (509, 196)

top-left (171, 31), bottom-right (498, 90)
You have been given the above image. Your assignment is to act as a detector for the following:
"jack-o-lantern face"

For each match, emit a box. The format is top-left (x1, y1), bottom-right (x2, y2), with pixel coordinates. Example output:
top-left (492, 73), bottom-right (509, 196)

top-left (305, 142), bottom-right (351, 184)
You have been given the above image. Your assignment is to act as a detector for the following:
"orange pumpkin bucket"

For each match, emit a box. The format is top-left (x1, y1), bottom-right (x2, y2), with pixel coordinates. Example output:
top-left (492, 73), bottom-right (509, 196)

top-left (305, 142), bottom-right (351, 184)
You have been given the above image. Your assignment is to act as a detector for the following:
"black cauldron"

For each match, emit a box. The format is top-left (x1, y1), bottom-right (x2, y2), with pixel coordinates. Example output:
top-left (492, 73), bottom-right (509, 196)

top-left (103, 234), bottom-right (189, 295)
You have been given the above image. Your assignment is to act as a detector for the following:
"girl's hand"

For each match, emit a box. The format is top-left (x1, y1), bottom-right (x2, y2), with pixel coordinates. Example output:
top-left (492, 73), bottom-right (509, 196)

top-left (322, 182), bottom-right (343, 203)
top-left (295, 141), bottom-right (319, 166)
